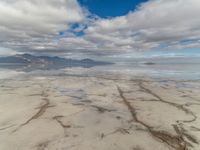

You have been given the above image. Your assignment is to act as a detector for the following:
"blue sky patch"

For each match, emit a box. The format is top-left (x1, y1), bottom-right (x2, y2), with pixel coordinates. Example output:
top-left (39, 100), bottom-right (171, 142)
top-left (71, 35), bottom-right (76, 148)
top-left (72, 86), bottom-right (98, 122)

top-left (78, 0), bottom-right (148, 18)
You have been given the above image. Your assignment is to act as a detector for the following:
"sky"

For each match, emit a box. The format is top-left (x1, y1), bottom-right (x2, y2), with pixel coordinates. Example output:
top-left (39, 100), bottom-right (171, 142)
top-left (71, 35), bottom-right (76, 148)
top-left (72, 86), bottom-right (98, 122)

top-left (0, 0), bottom-right (200, 58)
top-left (78, 0), bottom-right (148, 18)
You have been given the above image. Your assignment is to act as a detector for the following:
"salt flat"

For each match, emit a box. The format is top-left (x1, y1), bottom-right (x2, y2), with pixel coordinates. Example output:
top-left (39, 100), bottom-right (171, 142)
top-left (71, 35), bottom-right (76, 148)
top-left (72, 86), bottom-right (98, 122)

top-left (0, 73), bottom-right (200, 150)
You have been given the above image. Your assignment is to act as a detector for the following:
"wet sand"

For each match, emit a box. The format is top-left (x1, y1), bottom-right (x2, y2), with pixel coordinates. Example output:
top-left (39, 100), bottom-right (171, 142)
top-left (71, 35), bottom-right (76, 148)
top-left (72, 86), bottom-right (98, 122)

top-left (0, 73), bottom-right (200, 150)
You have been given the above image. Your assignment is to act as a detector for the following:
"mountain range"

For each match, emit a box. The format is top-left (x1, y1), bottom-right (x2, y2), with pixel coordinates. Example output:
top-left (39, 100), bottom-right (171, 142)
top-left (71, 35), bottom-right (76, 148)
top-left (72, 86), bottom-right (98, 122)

top-left (0, 54), bottom-right (113, 71)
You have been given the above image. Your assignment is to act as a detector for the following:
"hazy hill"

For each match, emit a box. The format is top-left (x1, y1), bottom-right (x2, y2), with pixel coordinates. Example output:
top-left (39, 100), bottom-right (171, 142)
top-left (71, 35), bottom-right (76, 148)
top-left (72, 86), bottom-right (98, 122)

top-left (0, 54), bottom-right (113, 71)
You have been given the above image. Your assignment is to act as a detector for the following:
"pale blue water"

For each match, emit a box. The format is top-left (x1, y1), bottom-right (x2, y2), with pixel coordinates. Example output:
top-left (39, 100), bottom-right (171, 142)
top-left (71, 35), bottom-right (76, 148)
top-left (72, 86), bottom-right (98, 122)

top-left (104, 57), bottom-right (200, 80)
top-left (86, 57), bottom-right (200, 80)
top-left (0, 57), bottom-right (200, 80)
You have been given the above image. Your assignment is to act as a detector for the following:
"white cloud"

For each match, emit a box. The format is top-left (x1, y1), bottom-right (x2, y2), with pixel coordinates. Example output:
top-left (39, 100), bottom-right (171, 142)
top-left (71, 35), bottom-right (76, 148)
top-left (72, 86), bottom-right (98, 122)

top-left (0, 0), bottom-right (85, 52)
top-left (0, 0), bottom-right (200, 57)
top-left (84, 0), bottom-right (200, 52)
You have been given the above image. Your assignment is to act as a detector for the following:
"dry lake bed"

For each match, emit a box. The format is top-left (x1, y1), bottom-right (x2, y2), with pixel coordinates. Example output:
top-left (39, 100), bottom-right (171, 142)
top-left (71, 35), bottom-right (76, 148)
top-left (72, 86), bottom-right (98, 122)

top-left (0, 69), bottom-right (200, 150)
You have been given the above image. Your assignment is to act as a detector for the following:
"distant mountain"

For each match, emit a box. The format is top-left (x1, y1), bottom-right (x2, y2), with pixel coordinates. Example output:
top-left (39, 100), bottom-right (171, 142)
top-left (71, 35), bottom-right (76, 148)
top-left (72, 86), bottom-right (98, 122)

top-left (143, 62), bottom-right (156, 65)
top-left (0, 54), bottom-right (113, 71)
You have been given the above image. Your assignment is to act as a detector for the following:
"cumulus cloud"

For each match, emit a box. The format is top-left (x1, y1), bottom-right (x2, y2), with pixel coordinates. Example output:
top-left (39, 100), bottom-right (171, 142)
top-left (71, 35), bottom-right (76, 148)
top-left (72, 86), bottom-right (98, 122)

top-left (0, 0), bottom-right (85, 52)
top-left (85, 0), bottom-right (200, 52)
top-left (0, 0), bottom-right (200, 57)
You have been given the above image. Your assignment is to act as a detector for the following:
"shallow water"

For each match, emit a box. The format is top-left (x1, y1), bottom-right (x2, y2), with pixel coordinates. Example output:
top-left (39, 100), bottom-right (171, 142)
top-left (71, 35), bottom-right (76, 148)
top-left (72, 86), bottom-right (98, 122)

top-left (0, 61), bottom-right (200, 80)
